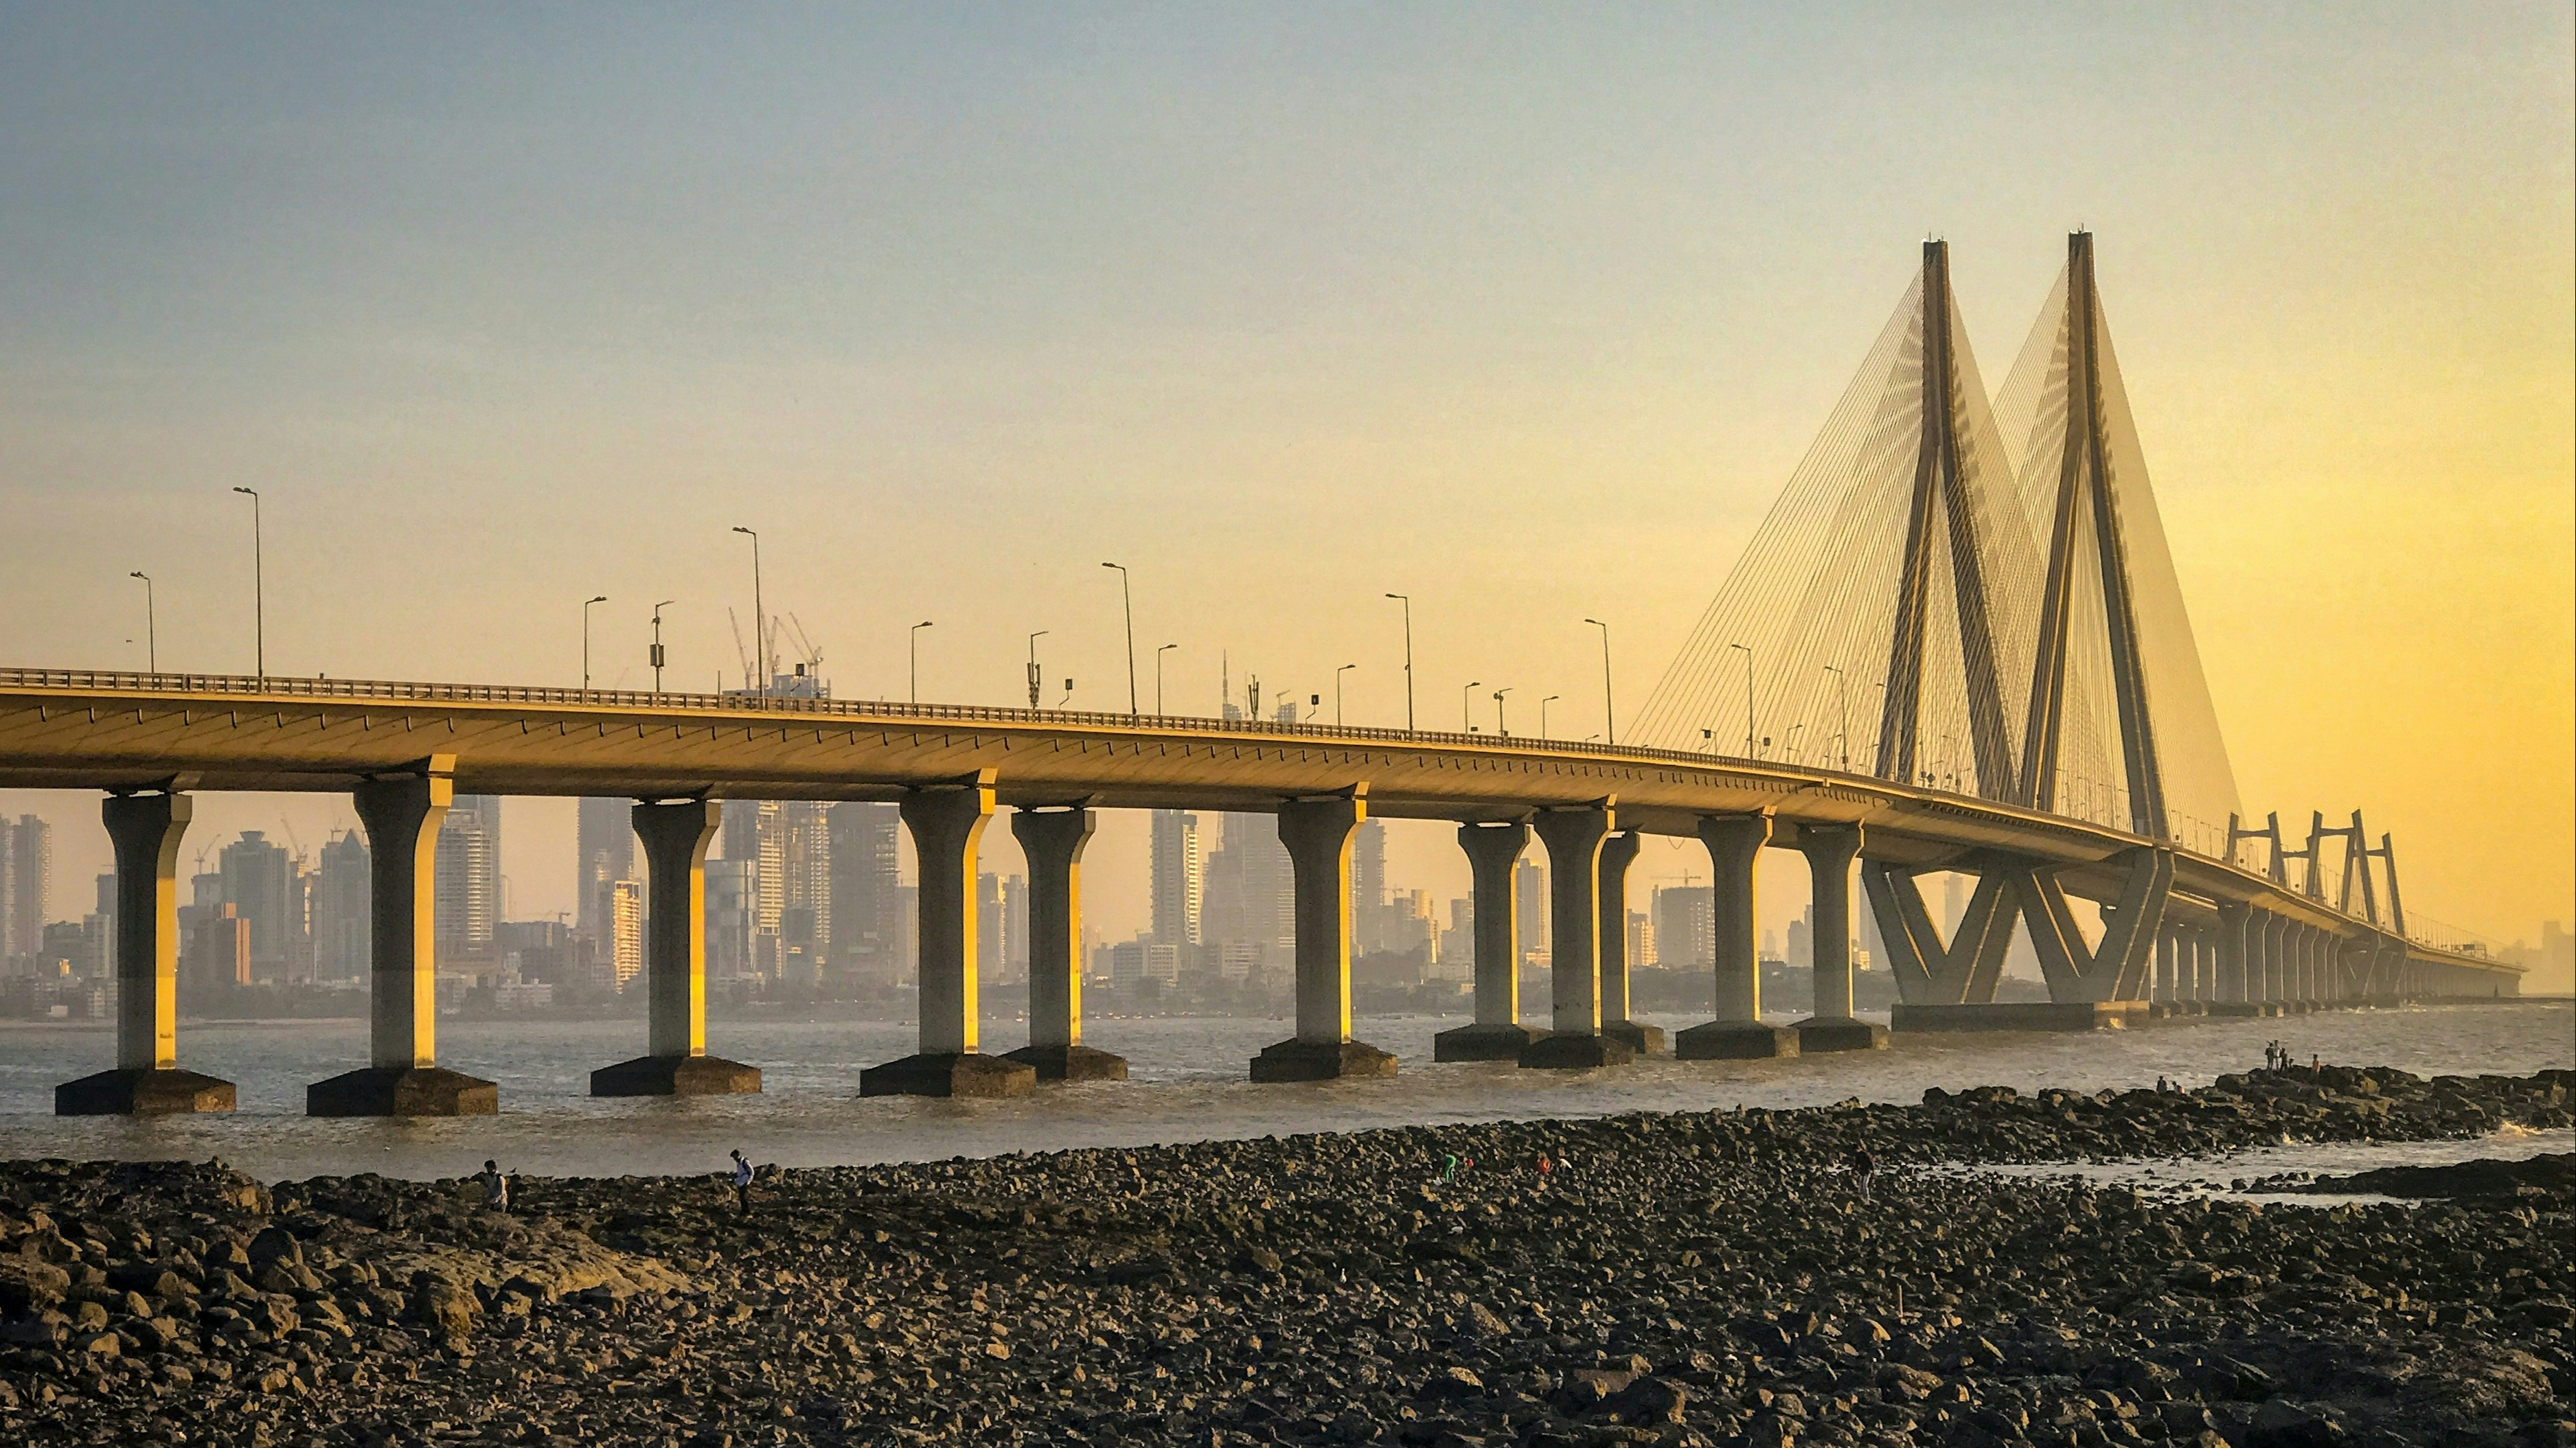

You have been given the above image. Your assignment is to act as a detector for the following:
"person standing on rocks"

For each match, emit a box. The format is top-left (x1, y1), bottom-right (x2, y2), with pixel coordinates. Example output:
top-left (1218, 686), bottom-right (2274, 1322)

top-left (731, 1149), bottom-right (754, 1214)
top-left (1849, 1142), bottom-right (1877, 1201)
top-left (476, 1160), bottom-right (510, 1214)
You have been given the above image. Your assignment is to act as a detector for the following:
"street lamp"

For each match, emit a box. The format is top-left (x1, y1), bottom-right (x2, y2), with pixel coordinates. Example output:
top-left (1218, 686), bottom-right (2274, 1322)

top-left (1384, 593), bottom-right (1414, 733)
top-left (1027, 631), bottom-right (1049, 709)
top-left (1539, 693), bottom-right (1560, 739)
top-left (1334, 663), bottom-right (1356, 726)
top-left (1101, 562), bottom-right (1137, 716)
top-left (1821, 664), bottom-right (1850, 770)
top-left (1584, 618), bottom-right (1613, 745)
top-left (910, 621), bottom-right (933, 704)
top-left (650, 600), bottom-right (674, 693)
top-left (731, 527), bottom-right (762, 701)
top-left (1155, 643), bottom-right (1177, 715)
top-left (582, 595), bottom-right (608, 691)
top-left (129, 572), bottom-right (155, 675)
top-left (1492, 686), bottom-right (1514, 737)
top-left (1462, 680), bottom-right (1480, 733)
top-left (1726, 642), bottom-right (1753, 757)
top-left (231, 487), bottom-right (262, 679)
top-left (1783, 722), bottom-right (1805, 761)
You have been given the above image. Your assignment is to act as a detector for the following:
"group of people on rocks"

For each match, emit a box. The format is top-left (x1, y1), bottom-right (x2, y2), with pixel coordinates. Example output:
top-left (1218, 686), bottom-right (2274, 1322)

top-left (2264, 1042), bottom-right (2319, 1072)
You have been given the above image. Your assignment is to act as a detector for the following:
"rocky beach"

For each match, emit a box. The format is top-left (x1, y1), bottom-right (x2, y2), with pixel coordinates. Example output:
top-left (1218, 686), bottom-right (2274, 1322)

top-left (3, 1064), bottom-right (2569, 1448)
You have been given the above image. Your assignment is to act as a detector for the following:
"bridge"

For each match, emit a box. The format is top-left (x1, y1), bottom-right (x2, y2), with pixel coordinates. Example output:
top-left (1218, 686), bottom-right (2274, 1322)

top-left (10, 232), bottom-right (2518, 1116)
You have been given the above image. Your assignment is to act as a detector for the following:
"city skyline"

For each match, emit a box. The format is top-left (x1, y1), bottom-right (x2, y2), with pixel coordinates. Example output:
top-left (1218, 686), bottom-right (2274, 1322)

top-left (1, 7), bottom-right (2568, 984)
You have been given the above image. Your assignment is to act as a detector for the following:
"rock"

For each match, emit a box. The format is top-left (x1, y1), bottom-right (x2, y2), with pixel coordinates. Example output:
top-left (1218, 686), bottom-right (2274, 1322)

top-left (0, 1254), bottom-right (71, 1313)
top-left (1419, 1366), bottom-right (1484, 1401)
top-left (411, 1278), bottom-right (479, 1341)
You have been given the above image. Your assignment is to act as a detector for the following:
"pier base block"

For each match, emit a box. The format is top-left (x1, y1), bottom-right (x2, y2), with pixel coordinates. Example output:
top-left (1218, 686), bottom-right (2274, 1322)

top-left (56, 1068), bottom-right (236, 1116)
top-left (1003, 1044), bottom-right (1130, 1082)
top-left (860, 1052), bottom-right (1036, 1099)
top-left (307, 1066), bottom-right (498, 1118)
top-left (1516, 1034), bottom-right (1637, 1070)
top-left (1432, 1022), bottom-right (1544, 1062)
top-left (1892, 1002), bottom-right (2144, 1033)
top-left (1674, 1021), bottom-right (1801, 1060)
top-left (1600, 1020), bottom-right (1666, 1055)
top-left (589, 1055), bottom-right (762, 1097)
top-left (1794, 1016), bottom-right (1890, 1053)
top-left (1249, 1039), bottom-right (1398, 1083)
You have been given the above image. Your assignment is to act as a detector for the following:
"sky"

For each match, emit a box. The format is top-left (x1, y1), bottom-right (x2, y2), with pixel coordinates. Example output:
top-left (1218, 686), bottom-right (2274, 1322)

top-left (3, 4), bottom-right (2570, 988)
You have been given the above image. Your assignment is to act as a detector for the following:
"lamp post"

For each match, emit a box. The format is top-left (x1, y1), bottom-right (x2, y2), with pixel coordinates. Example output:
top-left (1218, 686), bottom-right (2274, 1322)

top-left (1462, 680), bottom-right (1480, 733)
top-left (1384, 593), bottom-right (1414, 733)
top-left (582, 595), bottom-right (607, 691)
top-left (731, 527), bottom-right (762, 701)
top-left (1027, 631), bottom-right (1048, 709)
top-left (1155, 643), bottom-right (1176, 715)
top-left (1822, 664), bottom-right (1849, 770)
top-left (650, 600), bottom-right (674, 693)
top-left (910, 621), bottom-right (933, 704)
top-left (1102, 562), bottom-right (1137, 717)
top-left (1540, 693), bottom-right (1560, 739)
top-left (1334, 663), bottom-right (1355, 725)
top-left (1492, 686), bottom-right (1514, 737)
top-left (231, 487), bottom-right (262, 679)
top-left (1726, 641), bottom-right (1753, 757)
top-left (129, 571), bottom-right (155, 674)
top-left (1783, 722), bottom-right (1805, 761)
top-left (1584, 617), bottom-right (1614, 745)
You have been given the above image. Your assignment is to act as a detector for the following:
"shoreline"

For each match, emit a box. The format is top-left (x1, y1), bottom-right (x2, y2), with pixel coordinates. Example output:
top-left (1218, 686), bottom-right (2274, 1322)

top-left (5, 1064), bottom-right (2570, 1446)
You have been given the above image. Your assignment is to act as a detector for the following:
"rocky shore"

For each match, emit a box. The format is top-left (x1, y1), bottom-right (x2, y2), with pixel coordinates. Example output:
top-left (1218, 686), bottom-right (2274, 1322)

top-left (4, 1064), bottom-right (2568, 1448)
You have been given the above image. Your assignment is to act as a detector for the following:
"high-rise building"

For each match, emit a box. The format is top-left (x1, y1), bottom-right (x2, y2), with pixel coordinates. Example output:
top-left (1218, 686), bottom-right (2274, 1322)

top-left (705, 858), bottom-right (757, 984)
top-left (1514, 858), bottom-right (1548, 966)
top-left (827, 803), bottom-right (902, 979)
top-left (1200, 812), bottom-right (1290, 983)
top-left (434, 796), bottom-right (502, 961)
top-left (1149, 810), bottom-right (1202, 949)
top-left (609, 878), bottom-right (644, 991)
top-left (1001, 874), bottom-right (1027, 976)
top-left (313, 829), bottom-right (371, 983)
top-left (219, 830), bottom-right (299, 981)
top-left (1652, 885), bottom-right (1714, 970)
top-left (1627, 910), bottom-right (1656, 969)
top-left (1349, 820), bottom-right (1388, 951)
top-left (575, 798), bottom-right (637, 940)
top-left (3, 813), bottom-right (52, 963)
top-left (92, 872), bottom-right (117, 977)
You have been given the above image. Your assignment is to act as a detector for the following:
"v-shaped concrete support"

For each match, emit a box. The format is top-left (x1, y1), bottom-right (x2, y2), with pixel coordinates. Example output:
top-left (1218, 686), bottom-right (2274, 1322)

top-left (2009, 847), bottom-right (2173, 1004)
top-left (1862, 862), bottom-right (2016, 1005)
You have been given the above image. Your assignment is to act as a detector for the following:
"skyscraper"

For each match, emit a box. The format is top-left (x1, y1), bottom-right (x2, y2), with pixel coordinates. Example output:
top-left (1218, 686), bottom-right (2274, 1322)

top-left (705, 858), bottom-right (757, 983)
top-left (1200, 812), bottom-right (1290, 985)
top-left (1149, 809), bottom-right (1202, 950)
top-left (435, 796), bottom-right (502, 961)
top-left (1514, 858), bottom-right (1547, 966)
top-left (1349, 819), bottom-right (1387, 952)
top-left (827, 802), bottom-right (903, 980)
top-left (1652, 884), bottom-right (1714, 970)
top-left (2, 813), bottom-right (52, 963)
top-left (575, 797), bottom-right (637, 939)
top-left (313, 829), bottom-right (371, 983)
top-left (219, 830), bottom-right (298, 981)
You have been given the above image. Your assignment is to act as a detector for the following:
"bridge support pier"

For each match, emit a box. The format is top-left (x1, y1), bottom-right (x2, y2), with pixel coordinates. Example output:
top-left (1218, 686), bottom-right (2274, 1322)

top-left (1005, 806), bottom-right (1126, 1081)
top-left (865, 772), bottom-right (1036, 1098)
top-left (1520, 803), bottom-right (1634, 1068)
top-left (1595, 830), bottom-right (1663, 1055)
top-left (592, 801), bottom-right (760, 1096)
top-left (57, 792), bottom-right (236, 1115)
top-left (1433, 820), bottom-right (1541, 1061)
top-left (310, 763), bottom-right (499, 1116)
top-left (2259, 912), bottom-right (2291, 1014)
top-left (1677, 814), bottom-right (1796, 1059)
top-left (1252, 790), bottom-right (1396, 1081)
top-left (1792, 825), bottom-right (1885, 1052)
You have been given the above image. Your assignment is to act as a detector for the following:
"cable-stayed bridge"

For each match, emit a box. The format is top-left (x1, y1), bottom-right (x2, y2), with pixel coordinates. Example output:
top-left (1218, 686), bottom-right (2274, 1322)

top-left (3, 233), bottom-right (2518, 1117)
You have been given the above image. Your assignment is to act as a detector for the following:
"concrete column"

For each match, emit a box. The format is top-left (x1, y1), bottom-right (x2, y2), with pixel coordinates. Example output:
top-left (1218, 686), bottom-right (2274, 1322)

top-left (1520, 803), bottom-right (1628, 1068)
top-left (1794, 824), bottom-right (1885, 1051)
top-left (1005, 806), bottom-right (1125, 1081)
top-left (2258, 912), bottom-right (2290, 1011)
top-left (1595, 831), bottom-right (1663, 1054)
top-left (1252, 789), bottom-right (1396, 1081)
top-left (310, 761), bottom-right (498, 1115)
top-left (1433, 820), bottom-right (1537, 1061)
top-left (2195, 928), bottom-right (2217, 1003)
top-left (57, 792), bottom-right (235, 1115)
top-left (2214, 904), bottom-right (2250, 1009)
top-left (864, 772), bottom-right (1034, 1096)
top-left (2154, 929), bottom-right (2176, 1002)
top-left (1678, 814), bottom-right (1795, 1058)
top-left (593, 801), bottom-right (760, 1096)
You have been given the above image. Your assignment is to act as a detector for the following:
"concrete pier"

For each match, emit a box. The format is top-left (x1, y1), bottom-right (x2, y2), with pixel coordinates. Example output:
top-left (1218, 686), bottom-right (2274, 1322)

top-left (865, 771), bottom-right (1036, 1097)
top-left (56, 792), bottom-right (236, 1115)
top-left (1791, 824), bottom-right (1884, 1052)
top-left (1677, 814), bottom-right (1798, 1058)
top-left (1005, 805), bottom-right (1126, 1081)
top-left (1594, 830), bottom-right (1663, 1055)
top-left (1433, 820), bottom-right (1542, 1061)
top-left (1519, 802), bottom-right (1633, 1068)
top-left (591, 801), bottom-right (760, 1096)
top-left (310, 761), bottom-right (499, 1116)
top-left (1251, 790), bottom-right (1397, 1081)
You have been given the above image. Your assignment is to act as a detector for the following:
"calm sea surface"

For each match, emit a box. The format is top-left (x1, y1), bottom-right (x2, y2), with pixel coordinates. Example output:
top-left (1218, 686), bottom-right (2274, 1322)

top-left (1, 1002), bottom-right (2566, 1184)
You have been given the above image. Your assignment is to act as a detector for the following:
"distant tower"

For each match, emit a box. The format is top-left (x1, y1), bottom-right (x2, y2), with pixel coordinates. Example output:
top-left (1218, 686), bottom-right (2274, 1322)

top-left (1150, 811), bottom-right (1203, 949)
